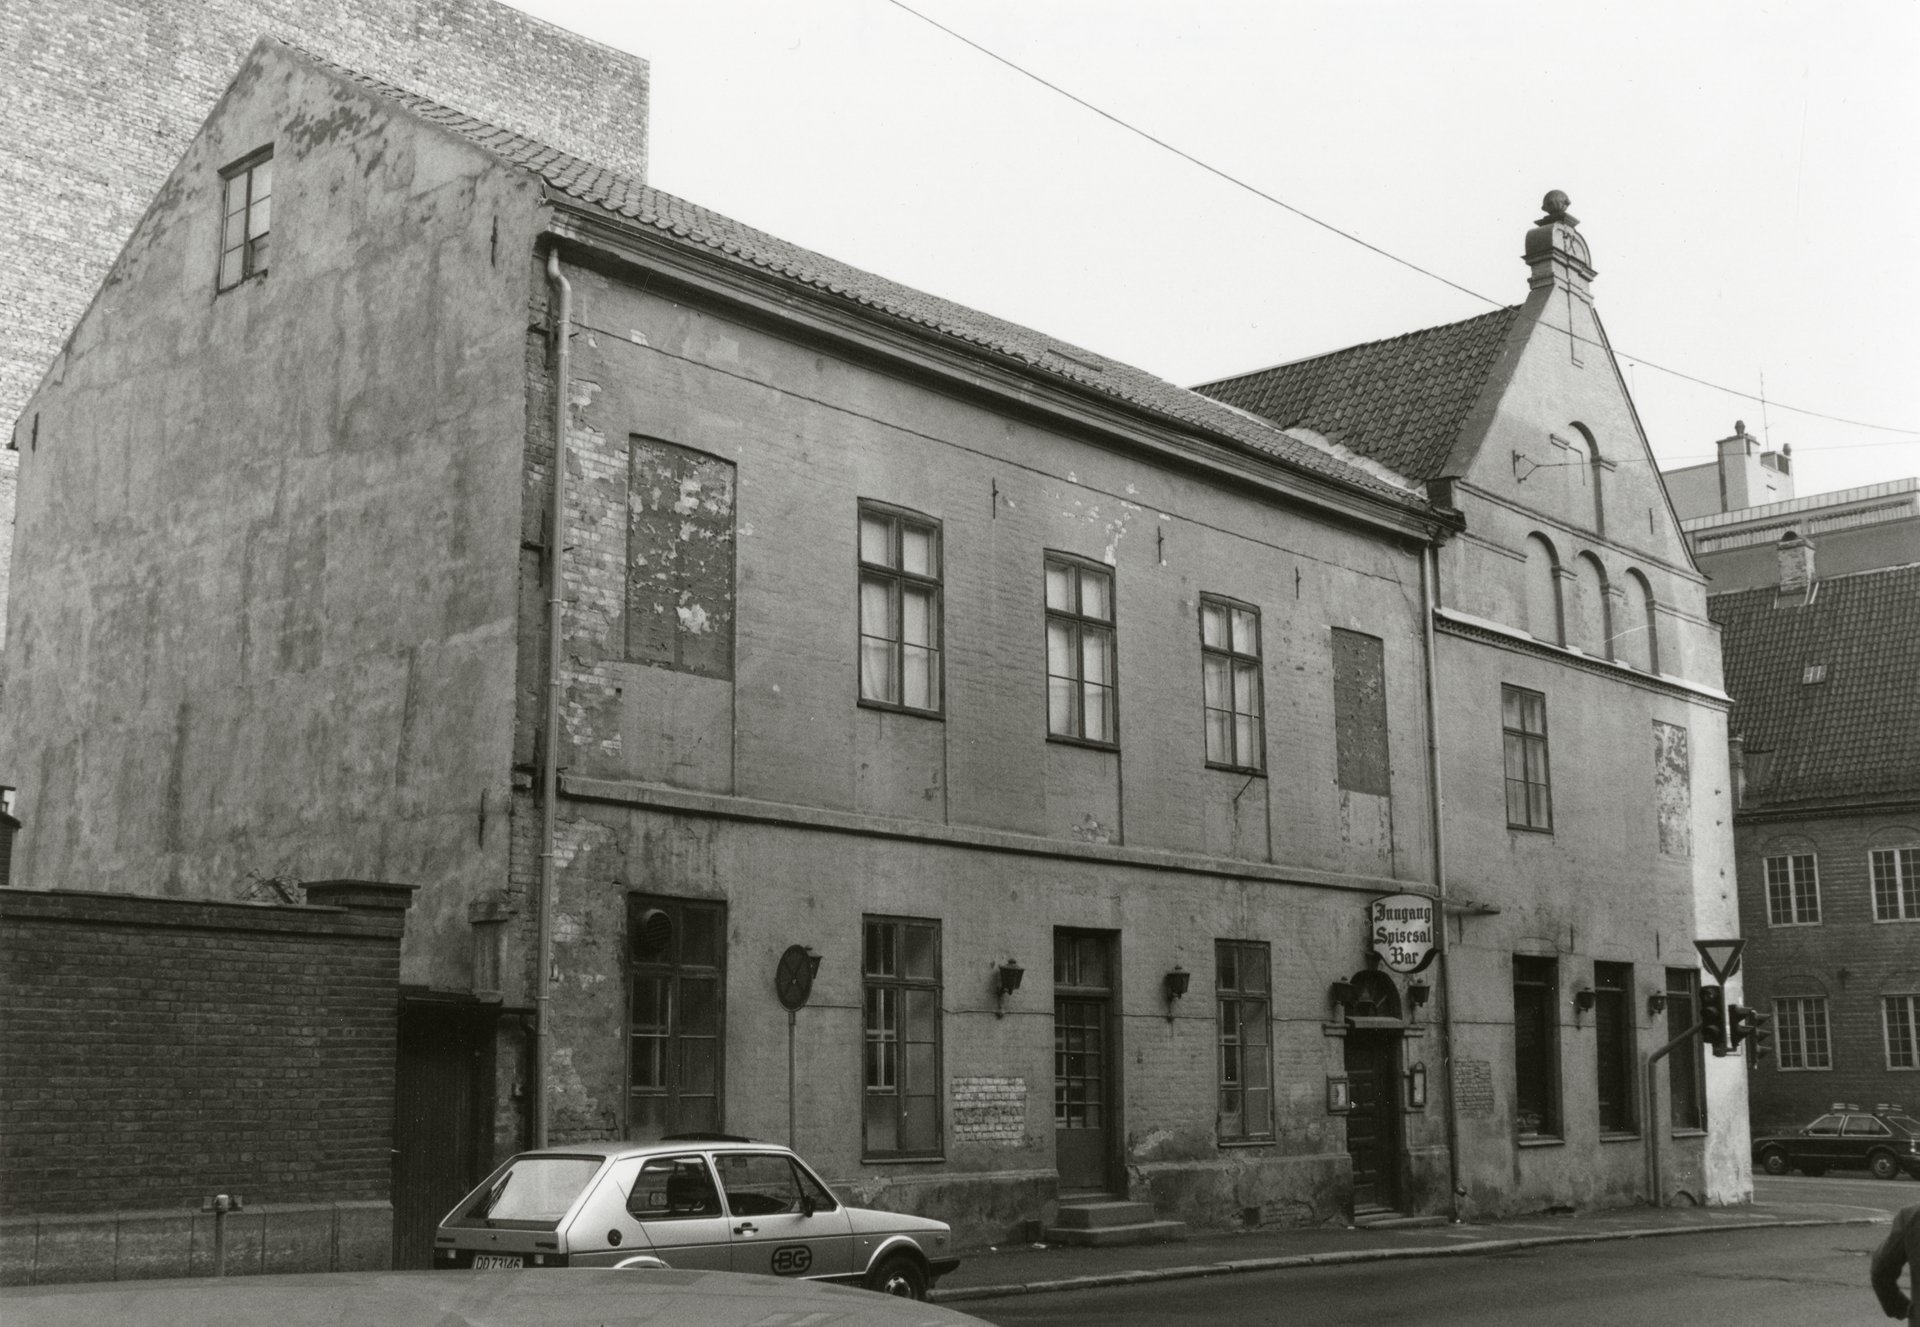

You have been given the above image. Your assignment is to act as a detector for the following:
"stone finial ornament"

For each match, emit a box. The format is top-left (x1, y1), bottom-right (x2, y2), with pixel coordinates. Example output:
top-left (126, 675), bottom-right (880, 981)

top-left (1537, 190), bottom-right (1579, 227)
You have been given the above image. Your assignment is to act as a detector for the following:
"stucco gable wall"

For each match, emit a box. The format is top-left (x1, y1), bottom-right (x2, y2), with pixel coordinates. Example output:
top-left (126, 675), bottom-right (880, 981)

top-left (0, 45), bottom-right (542, 986)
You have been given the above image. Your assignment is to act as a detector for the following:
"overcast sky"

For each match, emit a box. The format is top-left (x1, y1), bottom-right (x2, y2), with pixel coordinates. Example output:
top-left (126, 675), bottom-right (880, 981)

top-left (507, 0), bottom-right (1918, 498)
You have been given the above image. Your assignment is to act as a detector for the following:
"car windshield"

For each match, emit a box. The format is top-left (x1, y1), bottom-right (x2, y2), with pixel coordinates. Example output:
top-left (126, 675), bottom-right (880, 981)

top-left (461, 1156), bottom-right (603, 1224)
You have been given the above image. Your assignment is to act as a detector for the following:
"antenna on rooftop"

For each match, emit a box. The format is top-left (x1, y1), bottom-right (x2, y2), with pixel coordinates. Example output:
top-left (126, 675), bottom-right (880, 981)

top-left (1759, 371), bottom-right (1774, 448)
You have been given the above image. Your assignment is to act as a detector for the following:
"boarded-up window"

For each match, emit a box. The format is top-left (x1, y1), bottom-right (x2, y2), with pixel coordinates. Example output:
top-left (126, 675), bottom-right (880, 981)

top-left (627, 438), bottom-right (736, 679)
top-left (1332, 629), bottom-right (1389, 796)
top-left (1653, 721), bottom-right (1691, 857)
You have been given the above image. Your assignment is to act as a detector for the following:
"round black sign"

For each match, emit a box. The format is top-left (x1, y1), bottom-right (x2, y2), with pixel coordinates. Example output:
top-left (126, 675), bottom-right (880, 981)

top-left (775, 944), bottom-right (816, 1011)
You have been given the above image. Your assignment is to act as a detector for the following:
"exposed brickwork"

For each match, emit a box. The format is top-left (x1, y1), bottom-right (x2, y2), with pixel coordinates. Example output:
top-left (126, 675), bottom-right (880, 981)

top-left (0, 0), bottom-right (650, 642)
top-left (0, 888), bottom-right (408, 1220)
top-left (951, 1076), bottom-right (1028, 1145)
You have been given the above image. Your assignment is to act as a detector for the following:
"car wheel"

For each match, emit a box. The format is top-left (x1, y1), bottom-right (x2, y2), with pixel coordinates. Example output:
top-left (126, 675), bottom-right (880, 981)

top-left (1869, 1152), bottom-right (1900, 1181)
top-left (1759, 1149), bottom-right (1790, 1176)
top-left (865, 1253), bottom-right (929, 1301)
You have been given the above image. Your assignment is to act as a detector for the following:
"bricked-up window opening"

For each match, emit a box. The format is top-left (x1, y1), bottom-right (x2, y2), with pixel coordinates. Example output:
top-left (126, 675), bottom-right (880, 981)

top-left (1764, 853), bottom-right (1821, 926)
top-left (1773, 996), bottom-right (1832, 1070)
top-left (1872, 847), bottom-right (1920, 922)
top-left (1512, 956), bottom-right (1561, 1138)
top-left (1886, 995), bottom-right (1920, 1070)
top-left (1215, 940), bottom-right (1273, 1141)
top-left (858, 505), bottom-right (942, 713)
top-left (1045, 556), bottom-right (1116, 745)
top-left (863, 917), bottom-right (942, 1157)
top-left (1201, 598), bottom-right (1263, 770)
top-left (217, 148), bottom-right (271, 291)
top-left (1502, 686), bottom-right (1552, 831)
top-left (627, 896), bottom-right (726, 1138)
top-left (1594, 962), bottom-right (1635, 1133)
top-left (1332, 629), bottom-right (1390, 795)
top-left (1666, 968), bottom-right (1706, 1131)
top-left (626, 438), bottom-right (737, 679)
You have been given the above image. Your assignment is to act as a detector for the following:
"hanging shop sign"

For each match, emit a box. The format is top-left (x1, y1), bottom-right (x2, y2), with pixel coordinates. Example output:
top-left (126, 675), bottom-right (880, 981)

top-left (1368, 893), bottom-right (1437, 975)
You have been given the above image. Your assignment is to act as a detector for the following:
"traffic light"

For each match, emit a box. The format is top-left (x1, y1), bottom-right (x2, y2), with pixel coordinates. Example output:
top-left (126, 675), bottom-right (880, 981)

top-left (1699, 983), bottom-right (1728, 1056)
top-left (1731, 1004), bottom-right (1773, 1062)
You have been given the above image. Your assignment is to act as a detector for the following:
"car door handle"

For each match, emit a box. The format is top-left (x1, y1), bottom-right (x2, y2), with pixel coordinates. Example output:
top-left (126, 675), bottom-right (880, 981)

top-left (733, 1222), bottom-right (757, 1235)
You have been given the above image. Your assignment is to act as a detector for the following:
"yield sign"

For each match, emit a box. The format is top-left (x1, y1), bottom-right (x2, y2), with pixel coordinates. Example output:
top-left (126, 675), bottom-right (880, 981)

top-left (1694, 938), bottom-right (1746, 984)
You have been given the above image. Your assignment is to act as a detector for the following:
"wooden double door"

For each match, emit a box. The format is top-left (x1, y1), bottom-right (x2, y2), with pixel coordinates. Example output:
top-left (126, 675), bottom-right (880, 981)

top-left (1343, 1030), bottom-right (1402, 1209)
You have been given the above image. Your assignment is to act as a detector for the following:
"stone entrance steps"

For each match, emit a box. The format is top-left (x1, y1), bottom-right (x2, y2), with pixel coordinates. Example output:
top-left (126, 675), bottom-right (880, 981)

top-left (1044, 1198), bottom-right (1188, 1247)
top-left (1352, 1203), bottom-right (1447, 1230)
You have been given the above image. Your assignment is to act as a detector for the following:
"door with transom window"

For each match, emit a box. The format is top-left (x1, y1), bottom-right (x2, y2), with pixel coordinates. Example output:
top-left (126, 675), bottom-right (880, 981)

top-left (1054, 930), bottom-right (1119, 1192)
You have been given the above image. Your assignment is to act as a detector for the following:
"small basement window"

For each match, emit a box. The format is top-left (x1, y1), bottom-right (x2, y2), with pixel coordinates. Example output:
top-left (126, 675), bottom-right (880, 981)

top-left (218, 148), bottom-right (273, 291)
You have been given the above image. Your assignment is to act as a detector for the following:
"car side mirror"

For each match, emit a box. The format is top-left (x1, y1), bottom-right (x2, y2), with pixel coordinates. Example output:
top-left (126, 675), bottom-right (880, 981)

top-left (800, 1194), bottom-right (817, 1218)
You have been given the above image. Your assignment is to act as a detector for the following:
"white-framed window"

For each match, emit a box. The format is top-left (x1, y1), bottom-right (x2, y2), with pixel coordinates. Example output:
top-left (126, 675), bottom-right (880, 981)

top-left (217, 147), bottom-right (272, 291)
top-left (1045, 555), bottom-right (1116, 745)
top-left (1765, 854), bottom-right (1821, 926)
top-left (1872, 847), bottom-right (1920, 922)
top-left (1200, 597), bottom-right (1263, 771)
top-left (858, 504), bottom-right (942, 713)
top-left (1886, 995), bottom-right (1920, 1071)
top-left (1773, 996), bottom-right (1832, 1071)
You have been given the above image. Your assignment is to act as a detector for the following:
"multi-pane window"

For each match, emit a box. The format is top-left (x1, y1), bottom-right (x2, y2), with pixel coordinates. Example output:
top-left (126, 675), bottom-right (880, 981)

top-left (1501, 685), bottom-right (1552, 831)
top-left (1666, 968), bottom-right (1706, 1131)
top-left (1773, 996), bottom-right (1832, 1070)
top-left (628, 896), bottom-right (726, 1136)
top-left (858, 506), bottom-right (941, 712)
top-left (1887, 995), bottom-right (1920, 1071)
top-left (1200, 598), bottom-right (1263, 770)
top-left (1512, 955), bottom-right (1561, 1137)
top-left (1594, 962), bottom-right (1635, 1133)
top-left (863, 917), bottom-right (942, 1157)
top-left (1872, 848), bottom-right (1920, 922)
top-left (217, 148), bottom-right (272, 291)
top-left (1765, 854), bottom-right (1821, 926)
top-left (1215, 941), bottom-right (1273, 1141)
top-left (1045, 556), bottom-right (1116, 744)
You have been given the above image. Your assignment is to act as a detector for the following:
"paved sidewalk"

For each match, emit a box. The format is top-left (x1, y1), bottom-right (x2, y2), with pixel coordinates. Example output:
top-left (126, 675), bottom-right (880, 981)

top-left (931, 1198), bottom-right (1891, 1304)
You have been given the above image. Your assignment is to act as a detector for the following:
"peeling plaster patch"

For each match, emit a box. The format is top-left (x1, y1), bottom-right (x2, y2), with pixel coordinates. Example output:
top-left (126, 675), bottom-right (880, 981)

top-left (1072, 814), bottom-right (1112, 845)
top-left (553, 912), bottom-right (584, 944)
top-left (1126, 483), bottom-right (1139, 495)
top-left (628, 329), bottom-right (649, 345)
top-left (676, 602), bottom-right (710, 634)
top-left (739, 523), bottom-right (755, 537)
top-left (1066, 472), bottom-right (1079, 484)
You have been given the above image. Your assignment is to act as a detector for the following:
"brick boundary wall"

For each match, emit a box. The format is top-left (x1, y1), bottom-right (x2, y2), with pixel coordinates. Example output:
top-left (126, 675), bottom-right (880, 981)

top-left (0, 882), bottom-right (412, 1284)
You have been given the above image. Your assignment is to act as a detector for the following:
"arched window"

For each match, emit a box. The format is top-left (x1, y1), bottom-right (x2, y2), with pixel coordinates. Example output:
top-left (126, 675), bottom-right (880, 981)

top-left (1523, 534), bottom-right (1563, 646)
top-left (1570, 552), bottom-right (1611, 657)
top-left (1570, 424), bottom-right (1604, 534)
top-left (1617, 570), bottom-right (1657, 672)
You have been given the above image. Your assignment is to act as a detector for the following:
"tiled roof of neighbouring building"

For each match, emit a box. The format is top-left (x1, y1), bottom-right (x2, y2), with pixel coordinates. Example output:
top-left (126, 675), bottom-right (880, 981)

top-left (1192, 307), bottom-right (1523, 481)
top-left (277, 40), bottom-right (1431, 514)
top-left (1709, 562), bottom-right (1920, 808)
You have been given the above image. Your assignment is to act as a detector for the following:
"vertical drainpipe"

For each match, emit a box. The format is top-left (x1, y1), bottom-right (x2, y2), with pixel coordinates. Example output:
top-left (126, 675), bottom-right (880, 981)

top-left (1420, 540), bottom-right (1463, 1220)
top-left (537, 247), bottom-right (571, 1149)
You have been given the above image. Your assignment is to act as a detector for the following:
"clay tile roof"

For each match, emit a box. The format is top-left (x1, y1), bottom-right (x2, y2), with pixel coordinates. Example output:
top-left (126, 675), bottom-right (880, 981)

top-left (279, 42), bottom-right (1431, 514)
top-left (1709, 563), bottom-right (1920, 808)
top-left (1191, 307), bottom-right (1522, 481)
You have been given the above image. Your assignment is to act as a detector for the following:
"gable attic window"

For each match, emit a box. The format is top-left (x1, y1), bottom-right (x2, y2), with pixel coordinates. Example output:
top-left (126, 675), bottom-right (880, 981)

top-left (1801, 664), bottom-right (1827, 685)
top-left (218, 148), bottom-right (273, 291)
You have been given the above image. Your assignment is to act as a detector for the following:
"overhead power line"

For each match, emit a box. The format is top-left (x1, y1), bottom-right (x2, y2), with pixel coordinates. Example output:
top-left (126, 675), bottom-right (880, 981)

top-left (885, 0), bottom-right (1920, 441)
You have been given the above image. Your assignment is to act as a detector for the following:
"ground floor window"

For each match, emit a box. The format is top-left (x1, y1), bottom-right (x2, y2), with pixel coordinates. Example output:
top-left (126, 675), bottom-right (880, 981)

top-left (1512, 955), bottom-right (1560, 1138)
top-left (1886, 995), bottom-right (1920, 1070)
top-left (1773, 996), bottom-right (1831, 1070)
top-left (1665, 968), bottom-right (1705, 1130)
top-left (627, 895), bottom-right (726, 1136)
top-left (863, 916), bottom-right (942, 1157)
top-left (1594, 961), bottom-right (1635, 1132)
top-left (1216, 940), bottom-right (1273, 1141)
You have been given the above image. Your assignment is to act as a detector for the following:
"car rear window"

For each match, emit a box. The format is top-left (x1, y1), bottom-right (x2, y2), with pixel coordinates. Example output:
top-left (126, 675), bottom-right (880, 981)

top-left (458, 1156), bottom-right (604, 1225)
top-left (1887, 1116), bottom-right (1920, 1134)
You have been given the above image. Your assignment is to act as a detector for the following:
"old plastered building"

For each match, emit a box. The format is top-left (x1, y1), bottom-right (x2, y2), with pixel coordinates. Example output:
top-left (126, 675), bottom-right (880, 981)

top-left (1, 43), bottom-right (1744, 1268)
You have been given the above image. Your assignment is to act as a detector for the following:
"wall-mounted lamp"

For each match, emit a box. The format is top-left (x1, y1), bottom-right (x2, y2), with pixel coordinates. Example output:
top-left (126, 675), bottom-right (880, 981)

top-left (1407, 981), bottom-right (1431, 1022)
top-left (1163, 966), bottom-right (1190, 1022)
top-left (1406, 1061), bottom-right (1429, 1110)
top-left (1572, 987), bottom-right (1596, 1023)
top-left (1328, 979), bottom-right (1356, 1019)
top-left (1647, 991), bottom-right (1669, 1016)
top-left (994, 960), bottom-right (1025, 1018)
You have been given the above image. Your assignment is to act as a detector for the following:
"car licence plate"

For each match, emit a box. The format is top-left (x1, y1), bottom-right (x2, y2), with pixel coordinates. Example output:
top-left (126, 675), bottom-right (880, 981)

top-left (471, 1254), bottom-right (524, 1270)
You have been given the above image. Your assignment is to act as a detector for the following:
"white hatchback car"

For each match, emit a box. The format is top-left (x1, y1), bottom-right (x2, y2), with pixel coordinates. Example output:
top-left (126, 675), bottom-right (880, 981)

top-left (436, 1135), bottom-right (961, 1300)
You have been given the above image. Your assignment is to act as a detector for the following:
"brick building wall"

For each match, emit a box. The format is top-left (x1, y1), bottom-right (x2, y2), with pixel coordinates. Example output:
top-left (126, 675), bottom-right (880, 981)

top-left (0, 884), bottom-right (411, 1284)
top-left (1737, 809), bottom-right (1920, 1134)
top-left (0, 0), bottom-right (650, 647)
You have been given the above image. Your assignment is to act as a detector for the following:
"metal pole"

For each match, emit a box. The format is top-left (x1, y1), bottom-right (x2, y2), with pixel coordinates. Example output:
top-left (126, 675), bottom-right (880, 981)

top-left (1644, 1020), bottom-right (1701, 1206)
top-left (788, 1008), bottom-right (798, 1148)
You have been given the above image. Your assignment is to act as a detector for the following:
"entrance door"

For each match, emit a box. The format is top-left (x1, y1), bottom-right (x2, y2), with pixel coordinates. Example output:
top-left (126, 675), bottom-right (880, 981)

top-left (1054, 930), bottom-right (1117, 1192)
top-left (1343, 1032), bottom-right (1401, 1210)
top-left (391, 1002), bottom-right (492, 1268)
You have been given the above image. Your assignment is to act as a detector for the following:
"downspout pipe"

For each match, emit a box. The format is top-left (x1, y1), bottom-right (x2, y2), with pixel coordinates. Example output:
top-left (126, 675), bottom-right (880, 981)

top-left (1420, 541), bottom-right (1464, 1219)
top-left (536, 247), bottom-right (571, 1149)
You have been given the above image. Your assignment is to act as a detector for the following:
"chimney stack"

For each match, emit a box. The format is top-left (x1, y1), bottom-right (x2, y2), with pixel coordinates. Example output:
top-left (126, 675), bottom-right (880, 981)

top-left (1776, 528), bottom-right (1816, 602)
